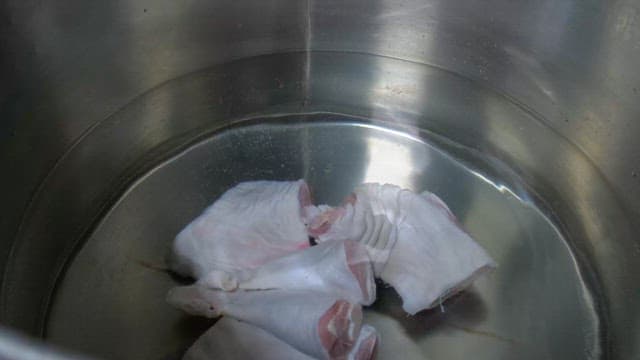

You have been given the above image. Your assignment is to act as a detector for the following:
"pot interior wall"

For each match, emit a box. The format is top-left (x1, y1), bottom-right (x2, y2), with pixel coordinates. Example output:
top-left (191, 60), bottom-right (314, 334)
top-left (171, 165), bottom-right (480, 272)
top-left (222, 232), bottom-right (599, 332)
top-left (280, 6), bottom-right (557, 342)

top-left (3, 52), bottom-right (634, 359)
top-left (1, 1), bottom-right (639, 358)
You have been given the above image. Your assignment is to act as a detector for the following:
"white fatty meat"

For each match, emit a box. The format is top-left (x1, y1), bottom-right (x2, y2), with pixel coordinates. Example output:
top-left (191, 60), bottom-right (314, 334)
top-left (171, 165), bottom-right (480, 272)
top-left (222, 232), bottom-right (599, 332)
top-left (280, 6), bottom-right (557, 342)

top-left (170, 180), bottom-right (314, 279)
top-left (308, 183), bottom-right (496, 315)
top-left (166, 288), bottom-right (363, 359)
top-left (213, 239), bottom-right (376, 305)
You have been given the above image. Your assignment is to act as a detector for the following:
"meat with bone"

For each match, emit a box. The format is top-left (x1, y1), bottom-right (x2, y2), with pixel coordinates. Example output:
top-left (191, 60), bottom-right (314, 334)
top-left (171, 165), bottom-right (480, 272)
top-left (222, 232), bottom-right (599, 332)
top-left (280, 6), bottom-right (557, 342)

top-left (308, 184), bottom-right (400, 275)
top-left (183, 318), bottom-right (378, 360)
top-left (347, 324), bottom-right (378, 360)
top-left (199, 239), bottom-right (375, 305)
top-left (381, 190), bottom-right (496, 314)
top-left (308, 183), bottom-right (496, 315)
top-left (169, 180), bottom-right (315, 279)
top-left (166, 288), bottom-right (362, 359)
top-left (183, 317), bottom-right (314, 360)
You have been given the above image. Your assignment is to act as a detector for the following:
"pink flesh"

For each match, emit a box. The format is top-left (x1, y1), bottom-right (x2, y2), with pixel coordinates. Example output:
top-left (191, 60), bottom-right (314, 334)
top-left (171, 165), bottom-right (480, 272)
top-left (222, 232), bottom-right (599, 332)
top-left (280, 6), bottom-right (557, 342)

top-left (308, 220), bottom-right (331, 238)
top-left (172, 180), bottom-right (315, 279)
top-left (308, 207), bottom-right (345, 237)
top-left (344, 240), bottom-right (370, 302)
top-left (318, 300), bottom-right (361, 358)
top-left (299, 182), bottom-right (313, 208)
top-left (307, 193), bottom-right (356, 237)
top-left (354, 333), bottom-right (378, 360)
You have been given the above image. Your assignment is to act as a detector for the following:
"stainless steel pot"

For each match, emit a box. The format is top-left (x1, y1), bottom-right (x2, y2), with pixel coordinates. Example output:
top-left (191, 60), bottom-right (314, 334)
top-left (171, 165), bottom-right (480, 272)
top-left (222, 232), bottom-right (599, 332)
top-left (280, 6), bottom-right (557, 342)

top-left (0, 1), bottom-right (638, 359)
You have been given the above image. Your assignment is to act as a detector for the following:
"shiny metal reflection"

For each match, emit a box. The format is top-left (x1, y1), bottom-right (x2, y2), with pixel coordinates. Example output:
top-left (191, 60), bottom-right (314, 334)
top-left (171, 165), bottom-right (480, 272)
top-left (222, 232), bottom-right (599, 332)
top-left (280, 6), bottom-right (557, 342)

top-left (0, 0), bottom-right (638, 358)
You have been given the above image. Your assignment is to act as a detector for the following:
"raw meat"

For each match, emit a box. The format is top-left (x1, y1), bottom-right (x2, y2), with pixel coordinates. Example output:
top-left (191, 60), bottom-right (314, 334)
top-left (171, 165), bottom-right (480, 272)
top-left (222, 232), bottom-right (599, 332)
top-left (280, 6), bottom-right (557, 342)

top-left (183, 317), bottom-right (314, 360)
top-left (169, 180), bottom-right (314, 279)
top-left (308, 184), bottom-right (401, 275)
top-left (166, 288), bottom-right (362, 359)
top-left (348, 324), bottom-right (378, 360)
top-left (308, 183), bottom-right (496, 315)
top-left (216, 239), bottom-right (376, 305)
top-left (381, 188), bottom-right (496, 314)
top-left (183, 318), bottom-right (378, 360)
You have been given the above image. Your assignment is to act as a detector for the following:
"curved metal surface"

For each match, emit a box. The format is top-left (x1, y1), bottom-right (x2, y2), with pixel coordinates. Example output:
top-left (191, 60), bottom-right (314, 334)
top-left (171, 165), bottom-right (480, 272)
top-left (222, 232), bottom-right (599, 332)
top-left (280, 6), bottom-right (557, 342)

top-left (0, 0), bottom-right (638, 359)
top-left (44, 118), bottom-right (601, 360)
top-left (0, 327), bottom-right (92, 360)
